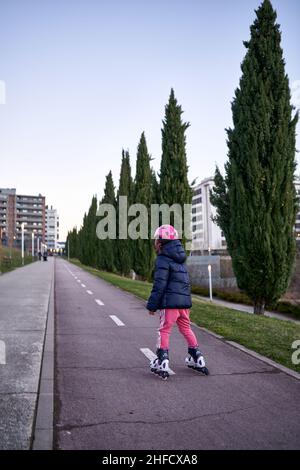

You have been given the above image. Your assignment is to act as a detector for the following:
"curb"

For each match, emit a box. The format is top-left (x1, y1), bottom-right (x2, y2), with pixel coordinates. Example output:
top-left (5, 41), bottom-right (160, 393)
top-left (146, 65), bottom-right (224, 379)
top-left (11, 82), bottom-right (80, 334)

top-left (32, 259), bottom-right (55, 450)
top-left (192, 323), bottom-right (300, 382)
top-left (225, 340), bottom-right (300, 381)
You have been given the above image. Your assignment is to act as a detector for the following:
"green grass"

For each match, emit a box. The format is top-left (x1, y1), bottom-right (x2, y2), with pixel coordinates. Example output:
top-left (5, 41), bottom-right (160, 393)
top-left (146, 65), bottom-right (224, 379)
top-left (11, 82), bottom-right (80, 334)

top-left (0, 246), bottom-right (36, 274)
top-left (191, 285), bottom-right (300, 319)
top-left (68, 258), bottom-right (300, 373)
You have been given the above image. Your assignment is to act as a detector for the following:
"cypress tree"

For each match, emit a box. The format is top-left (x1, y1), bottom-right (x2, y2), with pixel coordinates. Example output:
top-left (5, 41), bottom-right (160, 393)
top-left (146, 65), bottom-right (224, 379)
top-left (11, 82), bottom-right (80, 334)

top-left (66, 227), bottom-right (78, 259)
top-left (151, 168), bottom-right (159, 205)
top-left (133, 132), bottom-right (155, 279)
top-left (210, 0), bottom-right (298, 315)
top-left (97, 171), bottom-right (116, 272)
top-left (77, 196), bottom-right (98, 266)
top-left (80, 212), bottom-right (88, 265)
top-left (116, 149), bottom-right (133, 275)
top-left (86, 195), bottom-right (98, 267)
top-left (159, 88), bottom-right (192, 237)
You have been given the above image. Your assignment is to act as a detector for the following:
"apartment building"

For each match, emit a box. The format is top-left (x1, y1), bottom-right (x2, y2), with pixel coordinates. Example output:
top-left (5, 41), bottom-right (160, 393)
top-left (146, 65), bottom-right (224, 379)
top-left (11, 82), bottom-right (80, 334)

top-left (0, 188), bottom-right (46, 250)
top-left (0, 188), bottom-right (16, 245)
top-left (191, 177), bottom-right (226, 254)
top-left (16, 193), bottom-right (46, 249)
top-left (45, 206), bottom-right (59, 250)
top-left (191, 176), bottom-right (300, 254)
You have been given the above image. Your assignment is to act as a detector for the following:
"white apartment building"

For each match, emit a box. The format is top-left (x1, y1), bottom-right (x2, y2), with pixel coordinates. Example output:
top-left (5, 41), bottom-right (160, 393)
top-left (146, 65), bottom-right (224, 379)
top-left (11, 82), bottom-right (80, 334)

top-left (191, 176), bottom-right (300, 253)
top-left (191, 177), bottom-right (226, 253)
top-left (45, 206), bottom-right (59, 250)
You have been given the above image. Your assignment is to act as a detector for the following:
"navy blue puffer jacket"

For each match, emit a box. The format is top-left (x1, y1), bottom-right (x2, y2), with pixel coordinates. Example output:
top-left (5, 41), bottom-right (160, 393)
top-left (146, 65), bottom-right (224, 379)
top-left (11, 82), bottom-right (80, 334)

top-left (146, 240), bottom-right (192, 312)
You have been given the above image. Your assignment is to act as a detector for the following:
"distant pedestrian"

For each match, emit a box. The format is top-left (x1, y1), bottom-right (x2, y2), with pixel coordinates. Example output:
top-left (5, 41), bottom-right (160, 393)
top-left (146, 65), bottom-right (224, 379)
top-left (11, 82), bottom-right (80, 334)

top-left (146, 225), bottom-right (209, 379)
top-left (38, 251), bottom-right (42, 261)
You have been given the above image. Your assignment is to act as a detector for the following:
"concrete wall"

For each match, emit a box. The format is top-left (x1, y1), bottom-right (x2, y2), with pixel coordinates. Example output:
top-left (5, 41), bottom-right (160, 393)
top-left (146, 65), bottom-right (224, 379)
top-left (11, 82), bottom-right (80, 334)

top-left (186, 255), bottom-right (237, 289)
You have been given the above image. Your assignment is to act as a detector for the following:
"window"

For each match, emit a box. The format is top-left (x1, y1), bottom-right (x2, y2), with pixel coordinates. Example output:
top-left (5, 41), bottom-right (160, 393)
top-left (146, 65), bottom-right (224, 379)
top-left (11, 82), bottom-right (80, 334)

top-left (193, 197), bottom-right (202, 205)
top-left (193, 233), bottom-right (203, 240)
top-left (193, 188), bottom-right (202, 197)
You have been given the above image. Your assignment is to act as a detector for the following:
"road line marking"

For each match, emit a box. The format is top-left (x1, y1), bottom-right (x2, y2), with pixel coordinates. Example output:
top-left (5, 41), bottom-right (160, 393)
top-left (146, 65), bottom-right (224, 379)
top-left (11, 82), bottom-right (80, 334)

top-left (109, 315), bottom-right (125, 326)
top-left (77, 280), bottom-right (81, 283)
top-left (140, 348), bottom-right (175, 375)
top-left (86, 290), bottom-right (93, 295)
top-left (81, 283), bottom-right (86, 288)
top-left (95, 299), bottom-right (104, 306)
top-left (0, 340), bottom-right (6, 365)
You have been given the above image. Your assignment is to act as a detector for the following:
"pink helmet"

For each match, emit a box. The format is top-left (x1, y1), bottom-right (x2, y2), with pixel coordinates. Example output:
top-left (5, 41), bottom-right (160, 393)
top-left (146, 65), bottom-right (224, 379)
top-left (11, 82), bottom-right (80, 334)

top-left (154, 224), bottom-right (179, 241)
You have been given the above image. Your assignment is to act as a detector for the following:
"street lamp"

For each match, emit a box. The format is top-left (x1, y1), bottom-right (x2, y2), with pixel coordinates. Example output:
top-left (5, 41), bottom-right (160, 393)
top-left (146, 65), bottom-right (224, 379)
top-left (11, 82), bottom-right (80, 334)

top-left (21, 223), bottom-right (25, 265)
top-left (32, 232), bottom-right (34, 258)
top-left (208, 264), bottom-right (213, 302)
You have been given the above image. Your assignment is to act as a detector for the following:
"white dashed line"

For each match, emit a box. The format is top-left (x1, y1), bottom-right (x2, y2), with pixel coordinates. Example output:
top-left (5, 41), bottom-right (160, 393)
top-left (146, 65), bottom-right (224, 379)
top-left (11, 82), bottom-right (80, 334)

top-left (77, 280), bottom-right (81, 283)
top-left (81, 284), bottom-right (86, 288)
top-left (140, 348), bottom-right (175, 375)
top-left (109, 315), bottom-right (125, 326)
top-left (86, 290), bottom-right (93, 295)
top-left (95, 299), bottom-right (104, 306)
top-left (0, 340), bottom-right (6, 365)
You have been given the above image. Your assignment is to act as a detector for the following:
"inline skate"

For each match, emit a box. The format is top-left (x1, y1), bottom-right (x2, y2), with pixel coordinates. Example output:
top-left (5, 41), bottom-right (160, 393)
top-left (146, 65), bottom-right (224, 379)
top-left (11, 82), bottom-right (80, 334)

top-left (150, 348), bottom-right (170, 380)
top-left (185, 347), bottom-right (209, 375)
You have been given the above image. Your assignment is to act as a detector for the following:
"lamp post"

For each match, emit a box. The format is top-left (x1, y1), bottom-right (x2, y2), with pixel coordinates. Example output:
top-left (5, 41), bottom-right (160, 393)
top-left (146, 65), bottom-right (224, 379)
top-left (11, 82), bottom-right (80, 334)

top-left (21, 223), bottom-right (25, 266)
top-left (32, 232), bottom-right (34, 258)
top-left (208, 264), bottom-right (212, 302)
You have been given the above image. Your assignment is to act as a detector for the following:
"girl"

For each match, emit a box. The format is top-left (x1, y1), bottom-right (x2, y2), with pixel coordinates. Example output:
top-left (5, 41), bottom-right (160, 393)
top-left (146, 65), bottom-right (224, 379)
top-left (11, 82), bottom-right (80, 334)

top-left (146, 224), bottom-right (209, 379)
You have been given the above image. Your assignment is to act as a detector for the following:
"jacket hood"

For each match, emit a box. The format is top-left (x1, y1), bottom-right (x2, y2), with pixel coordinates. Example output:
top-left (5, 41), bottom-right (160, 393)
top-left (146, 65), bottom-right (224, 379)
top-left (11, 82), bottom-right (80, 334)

top-left (160, 239), bottom-right (187, 264)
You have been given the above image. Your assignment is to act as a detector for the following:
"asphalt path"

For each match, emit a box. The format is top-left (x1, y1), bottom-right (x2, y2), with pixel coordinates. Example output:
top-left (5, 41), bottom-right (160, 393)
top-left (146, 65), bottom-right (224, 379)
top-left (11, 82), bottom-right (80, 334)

top-left (54, 258), bottom-right (300, 450)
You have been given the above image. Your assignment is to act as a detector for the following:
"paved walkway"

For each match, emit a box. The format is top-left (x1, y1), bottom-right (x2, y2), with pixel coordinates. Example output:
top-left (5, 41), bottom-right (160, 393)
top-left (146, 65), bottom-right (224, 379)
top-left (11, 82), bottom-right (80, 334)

top-left (55, 259), bottom-right (300, 450)
top-left (0, 258), bottom-right (54, 449)
top-left (193, 295), bottom-right (300, 324)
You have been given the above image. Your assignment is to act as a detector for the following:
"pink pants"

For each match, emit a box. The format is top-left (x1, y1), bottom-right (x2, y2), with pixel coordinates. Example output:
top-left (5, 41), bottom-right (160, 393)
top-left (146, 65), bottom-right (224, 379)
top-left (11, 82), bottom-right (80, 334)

top-left (157, 309), bottom-right (198, 350)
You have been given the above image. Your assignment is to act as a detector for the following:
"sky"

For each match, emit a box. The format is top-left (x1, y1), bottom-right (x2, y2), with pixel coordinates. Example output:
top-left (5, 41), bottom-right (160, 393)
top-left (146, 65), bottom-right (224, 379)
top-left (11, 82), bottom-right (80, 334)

top-left (0, 0), bottom-right (299, 241)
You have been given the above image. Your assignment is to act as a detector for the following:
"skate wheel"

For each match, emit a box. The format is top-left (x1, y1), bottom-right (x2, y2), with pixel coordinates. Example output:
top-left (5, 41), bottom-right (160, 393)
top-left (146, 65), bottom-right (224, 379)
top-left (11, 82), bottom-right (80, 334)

top-left (159, 371), bottom-right (169, 380)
